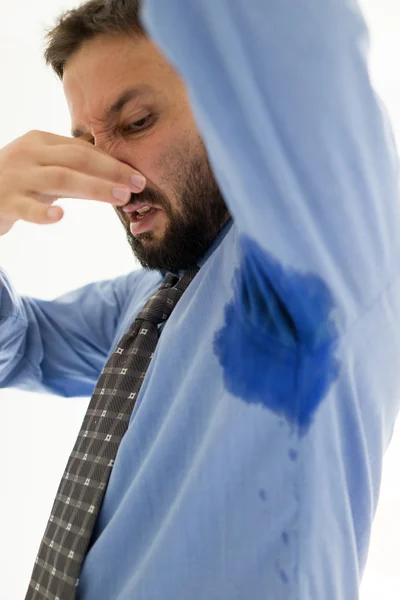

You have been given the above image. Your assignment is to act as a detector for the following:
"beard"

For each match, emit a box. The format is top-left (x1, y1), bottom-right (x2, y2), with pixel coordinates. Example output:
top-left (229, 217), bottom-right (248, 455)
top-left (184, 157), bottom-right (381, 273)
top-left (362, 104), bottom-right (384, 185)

top-left (121, 152), bottom-right (231, 273)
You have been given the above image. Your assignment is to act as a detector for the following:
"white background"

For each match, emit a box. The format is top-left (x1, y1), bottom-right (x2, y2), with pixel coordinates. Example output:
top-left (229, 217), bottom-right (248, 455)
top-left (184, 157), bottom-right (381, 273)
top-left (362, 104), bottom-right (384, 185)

top-left (0, 1), bottom-right (399, 598)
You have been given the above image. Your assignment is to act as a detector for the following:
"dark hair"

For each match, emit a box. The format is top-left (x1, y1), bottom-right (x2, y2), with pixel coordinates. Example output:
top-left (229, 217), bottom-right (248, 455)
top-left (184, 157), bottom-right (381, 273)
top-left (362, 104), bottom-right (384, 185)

top-left (44, 0), bottom-right (145, 80)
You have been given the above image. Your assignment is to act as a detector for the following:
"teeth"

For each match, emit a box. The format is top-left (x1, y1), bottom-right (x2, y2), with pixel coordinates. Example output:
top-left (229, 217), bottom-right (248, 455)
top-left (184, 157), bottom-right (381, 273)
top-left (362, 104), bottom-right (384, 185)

top-left (136, 205), bottom-right (152, 214)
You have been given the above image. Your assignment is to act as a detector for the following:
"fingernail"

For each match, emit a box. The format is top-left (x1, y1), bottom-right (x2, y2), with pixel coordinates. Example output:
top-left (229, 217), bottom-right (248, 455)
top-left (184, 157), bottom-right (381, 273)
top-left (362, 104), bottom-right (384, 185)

top-left (47, 207), bottom-right (61, 219)
top-left (112, 187), bottom-right (131, 203)
top-left (131, 174), bottom-right (146, 191)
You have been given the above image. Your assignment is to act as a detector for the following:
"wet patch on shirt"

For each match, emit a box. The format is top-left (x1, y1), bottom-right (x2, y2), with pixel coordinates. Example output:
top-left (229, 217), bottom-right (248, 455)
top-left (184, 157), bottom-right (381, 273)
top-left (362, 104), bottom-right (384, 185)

top-left (275, 559), bottom-right (291, 584)
top-left (279, 569), bottom-right (290, 584)
top-left (281, 531), bottom-right (289, 545)
top-left (258, 488), bottom-right (267, 502)
top-left (213, 236), bottom-right (340, 435)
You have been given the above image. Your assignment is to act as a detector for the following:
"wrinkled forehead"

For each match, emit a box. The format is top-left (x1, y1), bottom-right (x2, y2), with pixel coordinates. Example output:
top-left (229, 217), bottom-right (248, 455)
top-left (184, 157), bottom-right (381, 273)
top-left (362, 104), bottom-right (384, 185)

top-left (62, 34), bottom-right (177, 125)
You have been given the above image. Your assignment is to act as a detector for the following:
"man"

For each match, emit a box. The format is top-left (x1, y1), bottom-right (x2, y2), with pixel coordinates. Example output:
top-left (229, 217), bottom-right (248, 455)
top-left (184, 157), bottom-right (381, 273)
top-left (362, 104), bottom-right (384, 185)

top-left (1, 0), bottom-right (399, 598)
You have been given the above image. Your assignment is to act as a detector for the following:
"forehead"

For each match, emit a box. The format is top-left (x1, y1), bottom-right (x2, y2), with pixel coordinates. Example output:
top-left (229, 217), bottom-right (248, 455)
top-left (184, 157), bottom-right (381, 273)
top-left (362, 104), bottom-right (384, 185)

top-left (63, 34), bottom-right (178, 123)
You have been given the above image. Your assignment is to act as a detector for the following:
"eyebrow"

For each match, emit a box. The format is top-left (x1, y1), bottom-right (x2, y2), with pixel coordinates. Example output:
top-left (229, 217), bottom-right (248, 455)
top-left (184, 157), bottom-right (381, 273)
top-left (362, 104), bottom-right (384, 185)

top-left (71, 85), bottom-right (153, 139)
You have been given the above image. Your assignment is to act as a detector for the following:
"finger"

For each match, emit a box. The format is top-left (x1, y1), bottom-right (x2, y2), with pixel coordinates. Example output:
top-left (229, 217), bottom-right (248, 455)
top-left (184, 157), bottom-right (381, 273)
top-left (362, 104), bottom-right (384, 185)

top-left (32, 193), bottom-right (61, 205)
top-left (25, 129), bottom-right (95, 148)
top-left (29, 166), bottom-right (134, 205)
top-left (5, 196), bottom-right (63, 225)
top-left (39, 144), bottom-right (146, 193)
top-left (25, 130), bottom-right (119, 160)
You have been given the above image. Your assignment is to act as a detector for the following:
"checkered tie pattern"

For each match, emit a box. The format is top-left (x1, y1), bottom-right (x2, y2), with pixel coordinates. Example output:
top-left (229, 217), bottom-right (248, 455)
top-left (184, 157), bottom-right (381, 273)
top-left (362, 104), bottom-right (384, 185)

top-left (25, 266), bottom-right (200, 600)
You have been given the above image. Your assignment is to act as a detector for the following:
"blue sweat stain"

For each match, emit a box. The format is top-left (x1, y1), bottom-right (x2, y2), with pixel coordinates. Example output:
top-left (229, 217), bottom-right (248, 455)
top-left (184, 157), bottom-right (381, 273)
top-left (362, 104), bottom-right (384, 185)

top-left (258, 488), bottom-right (267, 502)
top-left (213, 236), bottom-right (340, 435)
top-left (279, 569), bottom-right (290, 584)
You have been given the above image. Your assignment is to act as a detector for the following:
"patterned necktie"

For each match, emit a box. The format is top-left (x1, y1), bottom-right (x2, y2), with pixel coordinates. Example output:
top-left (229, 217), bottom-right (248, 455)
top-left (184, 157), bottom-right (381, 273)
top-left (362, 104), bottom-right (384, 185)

top-left (25, 266), bottom-right (200, 600)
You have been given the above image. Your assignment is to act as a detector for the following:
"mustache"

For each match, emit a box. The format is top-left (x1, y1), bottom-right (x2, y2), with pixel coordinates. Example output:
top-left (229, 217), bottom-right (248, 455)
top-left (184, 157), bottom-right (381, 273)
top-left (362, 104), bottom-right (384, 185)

top-left (128, 190), bottom-right (159, 206)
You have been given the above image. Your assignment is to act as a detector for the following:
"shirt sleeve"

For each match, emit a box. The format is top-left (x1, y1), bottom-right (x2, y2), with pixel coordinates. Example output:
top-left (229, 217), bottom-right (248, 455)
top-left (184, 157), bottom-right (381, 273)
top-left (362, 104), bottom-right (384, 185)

top-left (0, 267), bottom-right (143, 397)
top-left (141, 0), bottom-right (400, 342)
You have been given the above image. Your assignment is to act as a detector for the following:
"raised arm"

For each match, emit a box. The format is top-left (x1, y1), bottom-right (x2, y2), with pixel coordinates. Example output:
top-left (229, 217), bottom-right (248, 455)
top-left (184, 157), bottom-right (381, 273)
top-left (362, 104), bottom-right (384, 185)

top-left (141, 0), bottom-right (400, 342)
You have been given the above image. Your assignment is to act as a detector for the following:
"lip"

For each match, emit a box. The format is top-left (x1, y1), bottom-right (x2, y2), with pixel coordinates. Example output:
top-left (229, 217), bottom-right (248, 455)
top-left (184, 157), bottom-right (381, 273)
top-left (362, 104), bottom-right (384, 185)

top-left (122, 200), bottom-right (159, 214)
top-left (129, 207), bottom-right (161, 235)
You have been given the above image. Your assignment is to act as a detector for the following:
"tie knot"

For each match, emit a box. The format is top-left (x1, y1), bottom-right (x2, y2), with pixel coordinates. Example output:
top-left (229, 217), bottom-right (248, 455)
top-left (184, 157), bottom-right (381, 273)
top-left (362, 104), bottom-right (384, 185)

top-left (136, 266), bottom-right (199, 326)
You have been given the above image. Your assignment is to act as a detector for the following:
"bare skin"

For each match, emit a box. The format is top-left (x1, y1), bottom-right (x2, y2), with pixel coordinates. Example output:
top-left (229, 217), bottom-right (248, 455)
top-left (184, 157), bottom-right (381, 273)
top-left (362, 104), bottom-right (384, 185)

top-left (0, 34), bottom-right (229, 271)
top-left (62, 34), bottom-right (230, 271)
top-left (0, 128), bottom-right (146, 237)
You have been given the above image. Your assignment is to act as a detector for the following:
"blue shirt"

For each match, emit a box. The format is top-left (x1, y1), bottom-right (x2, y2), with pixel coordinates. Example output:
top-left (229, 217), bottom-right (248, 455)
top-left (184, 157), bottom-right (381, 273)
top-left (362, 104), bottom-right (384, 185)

top-left (2, 0), bottom-right (400, 597)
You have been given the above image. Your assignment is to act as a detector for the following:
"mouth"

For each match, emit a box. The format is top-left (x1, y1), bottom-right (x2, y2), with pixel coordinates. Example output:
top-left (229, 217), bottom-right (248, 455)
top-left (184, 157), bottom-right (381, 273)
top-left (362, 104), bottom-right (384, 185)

top-left (123, 203), bottom-right (162, 235)
top-left (122, 201), bottom-right (159, 220)
top-left (130, 206), bottom-right (158, 222)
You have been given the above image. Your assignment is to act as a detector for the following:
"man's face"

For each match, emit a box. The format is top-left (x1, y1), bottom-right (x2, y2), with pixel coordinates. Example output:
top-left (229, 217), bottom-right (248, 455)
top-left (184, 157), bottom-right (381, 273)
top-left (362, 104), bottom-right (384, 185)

top-left (63, 34), bottom-right (230, 272)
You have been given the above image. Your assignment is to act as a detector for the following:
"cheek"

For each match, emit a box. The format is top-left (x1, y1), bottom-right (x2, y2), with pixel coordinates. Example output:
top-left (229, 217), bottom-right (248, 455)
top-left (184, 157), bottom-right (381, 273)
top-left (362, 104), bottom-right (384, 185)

top-left (154, 135), bottom-right (194, 189)
top-left (148, 147), bottom-right (183, 199)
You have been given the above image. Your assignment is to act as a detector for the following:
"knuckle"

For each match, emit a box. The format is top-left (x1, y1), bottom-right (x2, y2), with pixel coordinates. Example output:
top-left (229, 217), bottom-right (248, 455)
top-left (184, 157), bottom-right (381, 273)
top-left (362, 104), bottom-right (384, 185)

top-left (7, 198), bottom-right (26, 223)
top-left (0, 197), bottom-right (12, 219)
top-left (22, 203), bottom-right (35, 222)
top-left (23, 130), bottom-right (40, 145)
top-left (114, 163), bottom-right (133, 185)
top-left (92, 179), bottom-right (109, 200)
top-left (64, 144), bottom-right (94, 175)
top-left (1, 141), bottom-right (23, 163)
top-left (0, 169), bottom-right (19, 195)
top-left (10, 131), bottom-right (42, 160)
top-left (28, 209), bottom-right (43, 224)
top-left (27, 129), bottom-right (45, 139)
top-left (74, 145), bottom-right (91, 168)
top-left (21, 130), bottom-right (47, 152)
top-left (117, 166), bottom-right (130, 183)
top-left (48, 166), bottom-right (67, 189)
